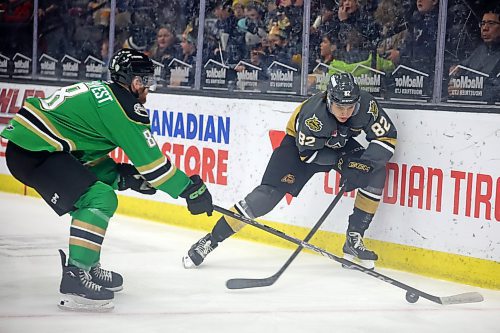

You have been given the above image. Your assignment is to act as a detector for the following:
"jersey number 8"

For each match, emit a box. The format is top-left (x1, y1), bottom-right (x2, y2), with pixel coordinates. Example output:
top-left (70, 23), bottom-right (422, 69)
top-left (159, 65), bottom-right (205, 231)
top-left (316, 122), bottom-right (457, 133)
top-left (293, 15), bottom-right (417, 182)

top-left (40, 83), bottom-right (89, 111)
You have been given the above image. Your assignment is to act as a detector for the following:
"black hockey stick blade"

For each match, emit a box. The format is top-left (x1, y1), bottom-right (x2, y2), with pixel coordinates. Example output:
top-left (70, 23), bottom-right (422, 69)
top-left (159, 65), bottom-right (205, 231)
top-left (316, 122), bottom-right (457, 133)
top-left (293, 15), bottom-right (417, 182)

top-left (214, 205), bottom-right (485, 305)
top-left (226, 277), bottom-right (276, 289)
top-left (226, 187), bottom-right (346, 290)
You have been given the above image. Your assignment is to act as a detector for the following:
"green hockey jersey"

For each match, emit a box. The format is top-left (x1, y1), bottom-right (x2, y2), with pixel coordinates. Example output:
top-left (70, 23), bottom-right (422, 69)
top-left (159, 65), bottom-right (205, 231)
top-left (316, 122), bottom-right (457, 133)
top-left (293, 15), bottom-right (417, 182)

top-left (1, 80), bottom-right (190, 198)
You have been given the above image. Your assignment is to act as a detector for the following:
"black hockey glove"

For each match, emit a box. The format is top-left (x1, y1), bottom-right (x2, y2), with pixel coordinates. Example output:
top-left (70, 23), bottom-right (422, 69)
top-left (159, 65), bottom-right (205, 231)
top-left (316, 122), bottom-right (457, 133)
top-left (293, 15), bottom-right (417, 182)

top-left (179, 175), bottom-right (213, 216)
top-left (116, 163), bottom-right (156, 195)
top-left (340, 157), bottom-right (374, 192)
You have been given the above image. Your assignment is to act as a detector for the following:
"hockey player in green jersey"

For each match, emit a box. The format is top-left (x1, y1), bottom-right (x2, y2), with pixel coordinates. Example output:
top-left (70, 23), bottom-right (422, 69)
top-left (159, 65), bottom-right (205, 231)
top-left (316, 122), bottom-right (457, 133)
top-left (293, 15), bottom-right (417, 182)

top-left (0, 49), bottom-right (214, 312)
top-left (183, 73), bottom-right (397, 270)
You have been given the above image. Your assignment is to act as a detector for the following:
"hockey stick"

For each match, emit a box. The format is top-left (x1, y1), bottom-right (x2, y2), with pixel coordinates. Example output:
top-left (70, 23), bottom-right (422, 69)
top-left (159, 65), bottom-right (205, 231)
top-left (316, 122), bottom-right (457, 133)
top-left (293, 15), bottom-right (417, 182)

top-left (214, 205), bottom-right (484, 305)
top-left (226, 187), bottom-right (346, 290)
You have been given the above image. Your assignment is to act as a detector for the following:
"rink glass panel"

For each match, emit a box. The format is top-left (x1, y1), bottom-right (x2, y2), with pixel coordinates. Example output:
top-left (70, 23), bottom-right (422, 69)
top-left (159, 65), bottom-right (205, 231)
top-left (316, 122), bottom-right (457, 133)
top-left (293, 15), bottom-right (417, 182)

top-left (0, 0), bottom-right (498, 106)
top-left (0, 1), bottom-right (34, 80)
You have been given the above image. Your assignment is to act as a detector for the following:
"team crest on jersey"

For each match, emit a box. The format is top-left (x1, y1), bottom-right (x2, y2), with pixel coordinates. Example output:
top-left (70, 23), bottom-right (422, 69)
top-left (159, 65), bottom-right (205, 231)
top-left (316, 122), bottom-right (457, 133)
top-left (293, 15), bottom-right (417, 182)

top-left (134, 103), bottom-right (148, 118)
top-left (367, 100), bottom-right (379, 121)
top-left (281, 174), bottom-right (296, 184)
top-left (304, 114), bottom-right (323, 132)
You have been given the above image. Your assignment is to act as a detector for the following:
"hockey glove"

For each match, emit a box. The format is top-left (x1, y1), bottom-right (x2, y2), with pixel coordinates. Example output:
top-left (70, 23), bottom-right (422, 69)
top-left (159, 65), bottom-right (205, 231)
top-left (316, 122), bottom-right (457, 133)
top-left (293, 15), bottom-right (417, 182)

top-left (340, 157), bottom-right (374, 192)
top-left (179, 175), bottom-right (213, 216)
top-left (117, 163), bottom-right (156, 195)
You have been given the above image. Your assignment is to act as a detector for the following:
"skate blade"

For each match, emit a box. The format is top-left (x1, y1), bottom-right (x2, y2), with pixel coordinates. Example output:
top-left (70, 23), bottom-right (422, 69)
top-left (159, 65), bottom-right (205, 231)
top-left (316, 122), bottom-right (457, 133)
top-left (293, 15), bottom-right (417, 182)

top-left (342, 253), bottom-right (375, 270)
top-left (106, 285), bottom-right (123, 292)
top-left (182, 255), bottom-right (197, 269)
top-left (58, 294), bottom-right (114, 312)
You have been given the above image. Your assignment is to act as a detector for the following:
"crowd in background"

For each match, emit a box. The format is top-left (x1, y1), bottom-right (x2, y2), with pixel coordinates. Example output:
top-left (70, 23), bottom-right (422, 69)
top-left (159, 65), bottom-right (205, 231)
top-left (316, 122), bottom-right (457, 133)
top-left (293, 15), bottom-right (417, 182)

top-left (0, 0), bottom-right (498, 100)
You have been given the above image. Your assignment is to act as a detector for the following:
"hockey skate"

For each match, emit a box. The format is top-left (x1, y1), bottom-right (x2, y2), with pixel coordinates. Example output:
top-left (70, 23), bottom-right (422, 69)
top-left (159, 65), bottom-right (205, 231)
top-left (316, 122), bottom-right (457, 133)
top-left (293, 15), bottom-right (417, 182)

top-left (182, 233), bottom-right (218, 269)
top-left (58, 250), bottom-right (114, 312)
top-left (342, 232), bottom-right (378, 269)
top-left (90, 263), bottom-right (123, 292)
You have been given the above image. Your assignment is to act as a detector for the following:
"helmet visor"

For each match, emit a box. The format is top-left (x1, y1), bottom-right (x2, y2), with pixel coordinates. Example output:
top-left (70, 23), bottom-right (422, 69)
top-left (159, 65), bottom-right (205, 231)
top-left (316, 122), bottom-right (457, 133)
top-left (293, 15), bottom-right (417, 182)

top-left (331, 101), bottom-right (357, 109)
top-left (134, 74), bottom-right (156, 89)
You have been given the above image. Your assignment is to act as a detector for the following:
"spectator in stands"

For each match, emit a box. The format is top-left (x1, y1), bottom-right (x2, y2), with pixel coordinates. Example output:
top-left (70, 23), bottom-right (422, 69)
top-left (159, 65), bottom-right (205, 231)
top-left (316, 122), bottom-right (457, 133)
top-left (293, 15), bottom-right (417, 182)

top-left (386, 0), bottom-right (439, 75)
top-left (237, 2), bottom-right (267, 51)
top-left (0, 0), bottom-right (33, 56)
top-left (123, 0), bottom-right (158, 55)
top-left (181, 26), bottom-right (197, 83)
top-left (166, 24), bottom-right (197, 87)
top-left (455, 10), bottom-right (500, 76)
top-left (157, 0), bottom-right (186, 34)
top-left (444, 1), bottom-right (482, 67)
top-left (273, 0), bottom-right (303, 59)
top-left (309, 0), bottom-right (339, 69)
top-left (38, 0), bottom-right (72, 59)
top-left (232, 0), bottom-right (246, 20)
top-left (337, 0), bottom-right (380, 55)
top-left (448, 9), bottom-right (500, 103)
top-left (307, 33), bottom-right (337, 92)
top-left (311, 0), bottom-right (339, 37)
top-left (328, 29), bottom-right (394, 75)
top-left (374, 0), bottom-right (407, 59)
top-left (234, 43), bottom-right (269, 79)
top-left (212, 0), bottom-right (245, 65)
top-left (149, 25), bottom-right (181, 65)
top-left (319, 33), bottom-right (337, 65)
top-left (266, 24), bottom-right (294, 66)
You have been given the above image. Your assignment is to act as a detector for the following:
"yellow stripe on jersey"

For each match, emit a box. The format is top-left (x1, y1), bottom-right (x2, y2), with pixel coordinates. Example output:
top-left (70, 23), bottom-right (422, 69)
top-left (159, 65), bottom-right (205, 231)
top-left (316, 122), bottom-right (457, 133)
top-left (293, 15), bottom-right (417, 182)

top-left (14, 114), bottom-right (62, 150)
top-left (83, 155), bottom-right (110, 167)
top-left (24, 102), bottom-right (76, 150)
top-left (69, 237), bottom-right (101, 252)
top-left (225, 206), bottom-right (247, 232)
top-left (354, 190), bottom-right (380, 214)
top-left (149, 164), bottom-right (177, 187)
top-left (285, 102), bottom-right (305, 137)
top-left (137, 156), bottom-right (167, 174)
top-left (377, 137), bottom-right (397, 147)
top-left (72, 219), bottom-right (107, 237)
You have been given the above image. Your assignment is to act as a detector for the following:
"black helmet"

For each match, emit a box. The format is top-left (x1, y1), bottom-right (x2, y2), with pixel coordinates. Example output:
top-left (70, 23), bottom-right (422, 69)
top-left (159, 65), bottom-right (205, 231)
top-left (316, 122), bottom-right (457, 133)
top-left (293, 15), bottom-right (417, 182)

top-left (326, 73), bottom-right (360, 105)
top-left (109, 48), bottom-right (155, 87)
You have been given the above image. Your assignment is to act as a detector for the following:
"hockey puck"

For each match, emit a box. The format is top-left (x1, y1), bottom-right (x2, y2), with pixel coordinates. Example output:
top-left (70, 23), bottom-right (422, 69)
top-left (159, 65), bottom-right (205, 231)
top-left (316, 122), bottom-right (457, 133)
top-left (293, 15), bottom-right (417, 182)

top-left (405, 291), bottom-right (419, 303)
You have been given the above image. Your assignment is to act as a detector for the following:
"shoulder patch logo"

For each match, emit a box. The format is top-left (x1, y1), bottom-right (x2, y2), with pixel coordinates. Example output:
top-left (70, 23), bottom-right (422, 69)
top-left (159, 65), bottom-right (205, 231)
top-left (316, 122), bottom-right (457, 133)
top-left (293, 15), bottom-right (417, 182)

top-left (304, 114), bottom-right (323, 132)
top-left (368, 100), bottom-right (379, 121)
top-left (134, 103), bottom-right (148, 118)
top-left (281, 174), bottom-right (296, 184)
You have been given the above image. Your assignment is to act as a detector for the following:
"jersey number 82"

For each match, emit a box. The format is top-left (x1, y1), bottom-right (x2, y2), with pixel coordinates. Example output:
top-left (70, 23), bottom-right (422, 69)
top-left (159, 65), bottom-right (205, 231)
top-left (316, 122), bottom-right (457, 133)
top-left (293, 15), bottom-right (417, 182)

top-left (371, 116), bottom-right (391, 137)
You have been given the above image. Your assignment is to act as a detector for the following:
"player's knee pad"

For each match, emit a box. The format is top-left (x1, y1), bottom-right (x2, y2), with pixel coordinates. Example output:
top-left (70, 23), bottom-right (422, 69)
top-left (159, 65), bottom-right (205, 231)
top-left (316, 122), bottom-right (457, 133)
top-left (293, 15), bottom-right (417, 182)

top-left (240, 184), bottom-right (286, 218)
top-left (74, 181), bottom-right (118, 219)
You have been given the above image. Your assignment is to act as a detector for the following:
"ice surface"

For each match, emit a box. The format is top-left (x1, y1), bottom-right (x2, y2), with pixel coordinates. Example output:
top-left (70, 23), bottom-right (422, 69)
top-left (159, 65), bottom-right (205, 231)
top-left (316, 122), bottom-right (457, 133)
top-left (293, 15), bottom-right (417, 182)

top-left (0, 192), bottom-right (499, 333)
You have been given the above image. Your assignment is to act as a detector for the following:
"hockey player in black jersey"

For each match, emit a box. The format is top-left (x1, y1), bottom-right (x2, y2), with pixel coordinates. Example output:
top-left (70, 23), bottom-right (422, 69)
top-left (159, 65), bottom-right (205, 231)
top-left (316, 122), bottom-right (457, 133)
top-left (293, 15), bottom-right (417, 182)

top-left (183, 73), bottom-right (397, 269)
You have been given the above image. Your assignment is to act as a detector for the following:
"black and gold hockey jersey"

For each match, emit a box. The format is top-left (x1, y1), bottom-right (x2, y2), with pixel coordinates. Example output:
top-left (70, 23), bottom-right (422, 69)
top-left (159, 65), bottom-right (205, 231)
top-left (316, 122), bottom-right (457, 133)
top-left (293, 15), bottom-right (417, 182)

top-left (285, 91), bottom-right (397, 166)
